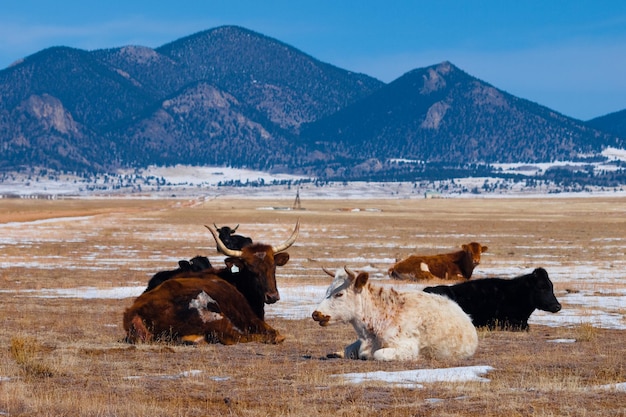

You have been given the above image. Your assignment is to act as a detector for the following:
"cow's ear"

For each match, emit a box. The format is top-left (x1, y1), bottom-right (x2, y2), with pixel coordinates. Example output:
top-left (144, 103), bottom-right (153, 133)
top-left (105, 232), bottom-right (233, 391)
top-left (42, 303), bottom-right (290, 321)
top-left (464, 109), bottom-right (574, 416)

top-left (461, 244), bottom-right (469, 250)
top-left (354, 272), bottom-right (369, 291)
top-left (225, 257), bottom-right (244, 269)
top-left (482, 246), bottom-right (488, 252)
top-left (530, 268), bottom-right (549, 286)
top-left (274, 252), bottom-right (290, 266)
top-left (525, 272), bottom-right (540, 288)
top-left (179, 260), bottom-right (191, 269)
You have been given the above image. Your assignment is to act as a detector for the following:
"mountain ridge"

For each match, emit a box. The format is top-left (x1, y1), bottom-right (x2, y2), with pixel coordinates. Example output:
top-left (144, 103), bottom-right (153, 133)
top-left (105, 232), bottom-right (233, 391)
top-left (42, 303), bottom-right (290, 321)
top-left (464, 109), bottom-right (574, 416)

top-left (0, 25), bottom-right (624, 185)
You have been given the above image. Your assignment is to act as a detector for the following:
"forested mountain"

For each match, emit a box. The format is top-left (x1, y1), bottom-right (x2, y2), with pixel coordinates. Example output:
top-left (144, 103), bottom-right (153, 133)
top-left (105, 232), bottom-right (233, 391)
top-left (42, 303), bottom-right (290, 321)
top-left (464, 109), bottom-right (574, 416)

top-left (0, 26), bottom-right (381, 173)
top-left (296, 61), bottom-right (622, 179)
top-left (0, 25), bottom-right (623, 183)
top-left (587, 109), bottom-right (626, 140)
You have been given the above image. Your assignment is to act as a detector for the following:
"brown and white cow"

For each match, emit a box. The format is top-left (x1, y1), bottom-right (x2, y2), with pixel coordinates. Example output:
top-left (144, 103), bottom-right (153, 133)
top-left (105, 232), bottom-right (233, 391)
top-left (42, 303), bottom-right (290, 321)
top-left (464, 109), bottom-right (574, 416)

top-left (388, 242), bottom-right (488, 281)
top-left (123, 221), bottom-right (299, 345)
top-left (124, 277), bottom-right (284, 344)
top-left (312, 267), bottom-right (478, 361)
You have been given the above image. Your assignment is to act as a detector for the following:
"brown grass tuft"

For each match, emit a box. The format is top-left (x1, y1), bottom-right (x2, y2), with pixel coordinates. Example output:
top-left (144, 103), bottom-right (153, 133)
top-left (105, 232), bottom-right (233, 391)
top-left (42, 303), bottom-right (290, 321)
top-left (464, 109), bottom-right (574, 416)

top-left (9, 337), bottom-right (55, 378)
top-left (575, 322), bottom-right (599, 342)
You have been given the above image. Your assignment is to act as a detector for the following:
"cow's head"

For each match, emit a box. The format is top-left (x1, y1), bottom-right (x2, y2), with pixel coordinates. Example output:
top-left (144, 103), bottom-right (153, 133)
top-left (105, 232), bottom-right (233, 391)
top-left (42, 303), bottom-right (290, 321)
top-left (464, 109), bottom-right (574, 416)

top-left (189, 255), bottom-right (212, 271)
top-left (312, 267), bottom-right (369, 326)
top-left (206, 220), bottom-right (299, 304)
top-left (214, 223), bottom-right (238, 239)
top-left (528, 268), bottom-right (562, 313)
top-left (462, 242), bottom-right (488, 267)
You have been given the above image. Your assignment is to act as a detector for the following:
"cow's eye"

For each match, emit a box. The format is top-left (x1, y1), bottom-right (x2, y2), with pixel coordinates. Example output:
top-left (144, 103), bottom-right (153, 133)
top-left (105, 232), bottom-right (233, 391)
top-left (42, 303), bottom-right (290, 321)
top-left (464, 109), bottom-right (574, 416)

top-left (334, 292), bottom-right (343, 298)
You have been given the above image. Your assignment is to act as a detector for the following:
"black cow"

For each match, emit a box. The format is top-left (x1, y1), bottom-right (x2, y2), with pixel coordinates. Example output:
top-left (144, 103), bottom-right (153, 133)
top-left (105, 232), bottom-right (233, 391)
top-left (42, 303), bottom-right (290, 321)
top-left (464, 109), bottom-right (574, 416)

top-left (213, 224), bottom-right (253, 253)
top-left (423, 268), bottom-right (561, 331)
top-left (144, 255), bottom-right (212, 293)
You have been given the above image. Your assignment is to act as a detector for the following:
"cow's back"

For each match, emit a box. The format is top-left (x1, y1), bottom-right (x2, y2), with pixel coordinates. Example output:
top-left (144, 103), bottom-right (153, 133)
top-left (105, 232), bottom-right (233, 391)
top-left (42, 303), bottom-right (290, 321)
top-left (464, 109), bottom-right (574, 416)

top-left (424, 275), bottom-right (557, 330)
top-left (125, 278), bottom-right (234, 337)
top-left (402, 291), bottom-right (478, 360)
top-left (420, 252), bottom-right (464, 279)
top-left (389, 252), bottom-right (464, 281)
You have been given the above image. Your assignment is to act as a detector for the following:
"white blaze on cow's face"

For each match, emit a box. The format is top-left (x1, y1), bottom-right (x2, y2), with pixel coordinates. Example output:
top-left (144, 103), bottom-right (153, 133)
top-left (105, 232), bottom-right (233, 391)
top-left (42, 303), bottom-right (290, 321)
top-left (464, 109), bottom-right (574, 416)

top-left (312, 268), bottom-right (369, 326)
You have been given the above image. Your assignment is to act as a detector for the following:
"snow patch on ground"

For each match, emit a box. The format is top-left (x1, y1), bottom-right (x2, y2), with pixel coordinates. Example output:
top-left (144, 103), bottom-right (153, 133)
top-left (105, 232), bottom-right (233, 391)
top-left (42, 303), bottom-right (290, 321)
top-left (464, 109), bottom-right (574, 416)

top-left (123, 370), bottom-right (228, 381)
top-left (333, 365), bottom-right (494, 388)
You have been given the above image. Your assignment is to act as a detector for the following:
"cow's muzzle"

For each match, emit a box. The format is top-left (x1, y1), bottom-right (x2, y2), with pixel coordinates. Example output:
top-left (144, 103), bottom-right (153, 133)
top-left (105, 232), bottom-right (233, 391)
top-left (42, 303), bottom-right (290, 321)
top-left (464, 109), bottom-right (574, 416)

top-left (265, 292), bottom-right (280, 304)
top-left (548, 302), bottom-right (562, 313)
top-left (312, 311), bottom-right (331, 326)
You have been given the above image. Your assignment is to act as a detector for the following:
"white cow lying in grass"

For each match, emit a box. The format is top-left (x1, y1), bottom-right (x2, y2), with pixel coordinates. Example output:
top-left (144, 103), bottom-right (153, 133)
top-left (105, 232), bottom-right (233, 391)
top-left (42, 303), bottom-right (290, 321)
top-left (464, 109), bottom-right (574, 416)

top-left (312, 267), bottom-right (478, 361)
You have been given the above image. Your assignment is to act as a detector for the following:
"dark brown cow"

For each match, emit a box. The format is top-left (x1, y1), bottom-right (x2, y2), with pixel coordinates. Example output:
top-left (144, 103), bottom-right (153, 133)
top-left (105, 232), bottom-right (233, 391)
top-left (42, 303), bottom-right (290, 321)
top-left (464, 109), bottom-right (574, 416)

top-left (123, 277), bottom-right (283, 345)
top-left (388, 242), bottom-right (488, 281)
top-left (123, 221), bottom-right (299, 345)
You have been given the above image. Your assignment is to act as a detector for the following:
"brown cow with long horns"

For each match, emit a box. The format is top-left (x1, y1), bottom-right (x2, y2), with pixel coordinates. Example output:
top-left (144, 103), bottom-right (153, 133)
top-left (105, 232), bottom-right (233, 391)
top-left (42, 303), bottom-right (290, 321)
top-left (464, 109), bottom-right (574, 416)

top-left (123, 221), bottom-right (299, 345)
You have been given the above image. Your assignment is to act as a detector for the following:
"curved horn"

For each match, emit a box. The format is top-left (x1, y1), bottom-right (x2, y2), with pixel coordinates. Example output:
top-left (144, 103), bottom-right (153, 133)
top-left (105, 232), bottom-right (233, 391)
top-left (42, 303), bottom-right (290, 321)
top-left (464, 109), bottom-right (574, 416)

top-left (232, 224), bottom-right (240, 233)
top-left (272, 219), bottom-right (300, 253)
top-left (205, 225), bottom-right (243, 257)
top-left (344, 266), bottom-right (357, 279)
top-left (321, 267), bottom-right (336, 278)
top-left (213, 223), bottom-right (219, 229)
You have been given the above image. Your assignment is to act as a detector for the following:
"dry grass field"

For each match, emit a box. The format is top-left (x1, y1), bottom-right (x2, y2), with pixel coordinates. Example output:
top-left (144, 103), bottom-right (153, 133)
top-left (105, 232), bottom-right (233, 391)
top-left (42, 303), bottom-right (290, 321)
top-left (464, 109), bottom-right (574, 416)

top-left (0, 195), bottom-right (625, 416)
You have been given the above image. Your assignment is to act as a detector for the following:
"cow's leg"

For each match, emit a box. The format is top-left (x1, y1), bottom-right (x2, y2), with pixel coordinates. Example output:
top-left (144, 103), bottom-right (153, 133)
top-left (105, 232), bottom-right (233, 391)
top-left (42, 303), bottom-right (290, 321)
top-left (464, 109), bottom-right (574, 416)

top-left (373, 340), bottom-right (420, 361)
top-left (202, 318), bottom-right (247, 345)
top-left (372, 347), bottom-right (400, 361)
top-left (390, 270), bottom-right (424, 280)
top-left (394, 263), bottom-right (437, 281)
top-left (416, 271), bottom-right (439, 280)
top-left (502, 318), bottom-right (529, 331)
top-left (326, 339), bottom-right (362, 359)
top-left (343, 339), bottom-right (362, 359)
top-left (224, 309), bottom-right (285, 344)
top-left (357, 339), bottom-right (379, 360)
top-left (204, 318), bottom-right (284, 345)
top-left (181, 334), bottom-right (206, 344)
top-left (415, 263), bottom-right (439, 280)
top-left (124, 314), bottom-right (152, 343)
top-left (248, 319), bottom-right (285, 344)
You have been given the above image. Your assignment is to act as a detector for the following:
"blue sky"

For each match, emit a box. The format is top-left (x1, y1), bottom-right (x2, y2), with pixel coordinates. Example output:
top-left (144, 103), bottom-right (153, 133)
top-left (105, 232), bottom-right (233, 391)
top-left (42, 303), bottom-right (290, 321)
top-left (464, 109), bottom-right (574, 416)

top-left (1, 0), bottom-right (625, 120)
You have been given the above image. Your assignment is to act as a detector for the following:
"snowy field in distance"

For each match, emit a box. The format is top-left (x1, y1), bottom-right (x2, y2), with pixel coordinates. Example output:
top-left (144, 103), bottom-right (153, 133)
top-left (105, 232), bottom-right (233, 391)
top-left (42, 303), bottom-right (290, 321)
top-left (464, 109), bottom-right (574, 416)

top-left (2, 159), bottom-right (626, 199)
